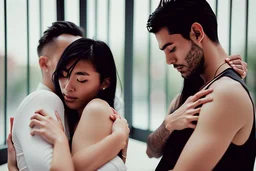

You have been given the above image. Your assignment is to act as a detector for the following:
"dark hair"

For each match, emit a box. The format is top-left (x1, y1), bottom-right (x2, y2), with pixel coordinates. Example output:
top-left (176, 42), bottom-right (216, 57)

top-left (53, 38), bottom-right (117, 136)
top-left (147, 0), bottom-right (219, 43)
top-left (37, 21), bottom-right (84, 56)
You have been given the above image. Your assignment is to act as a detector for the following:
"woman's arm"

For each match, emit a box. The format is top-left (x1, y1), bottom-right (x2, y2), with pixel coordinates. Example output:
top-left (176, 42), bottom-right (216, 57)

top-left (72, 98), bottom-right (129, 171)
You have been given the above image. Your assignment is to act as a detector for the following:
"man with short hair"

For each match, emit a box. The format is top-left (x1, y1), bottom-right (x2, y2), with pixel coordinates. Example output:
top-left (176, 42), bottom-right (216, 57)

top-left (9, 21), bottom-right (83, 171)
top-left (146, 0), bottom-right (255, 170)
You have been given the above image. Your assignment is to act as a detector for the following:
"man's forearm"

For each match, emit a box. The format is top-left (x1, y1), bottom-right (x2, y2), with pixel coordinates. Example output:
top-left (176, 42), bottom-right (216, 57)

top-left (146, 121), bottom-right (172, 158)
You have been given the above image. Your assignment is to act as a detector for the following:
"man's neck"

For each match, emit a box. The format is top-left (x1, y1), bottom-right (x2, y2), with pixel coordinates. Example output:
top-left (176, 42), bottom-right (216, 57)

top-left (200, 43), bottom-right (230, 84)
top-left (42, 78), bottom-right (55, 92)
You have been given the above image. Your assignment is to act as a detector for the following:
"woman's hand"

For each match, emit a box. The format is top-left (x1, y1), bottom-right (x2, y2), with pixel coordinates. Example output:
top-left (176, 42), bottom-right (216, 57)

top-left (109, 109), bottom-right (130, 162)
top-left (165, 89), bottom-right (213, 131)
top-left (226, 54), bottom-right (247, 79)
top-left (7, 117), bottom-right (19, 171)
top-left (29, 109), bottom-right (66, 145)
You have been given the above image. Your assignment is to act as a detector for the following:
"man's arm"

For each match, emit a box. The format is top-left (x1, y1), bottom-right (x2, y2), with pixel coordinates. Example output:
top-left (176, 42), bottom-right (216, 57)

top-left (146, 89), bottom-right (213, 158)
top-left (173, 78), bottom-right (253, 171)
top-left (12, 90), bottom-right (67, 171)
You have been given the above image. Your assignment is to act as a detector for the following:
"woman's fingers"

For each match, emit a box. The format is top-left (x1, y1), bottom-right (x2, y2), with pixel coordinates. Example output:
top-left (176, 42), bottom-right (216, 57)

top-left (109, 114), bottom-right (121, 121)
top-left (29, 119), bottom-right (43, 128)
top-left (190, 88), bottom-right (213, 102)
top-left (191, 96), bottom-right (213, 108)
top-left (55, 111), bottom-right (64, 131)
top-left (34, 109), bottom-right (48, 116)
top-left (30, 128), bottom-right (43, 136)
top-left (226, 54), bottom-right (242, 61)
top-left (30, 113), bottom-right (47, 121)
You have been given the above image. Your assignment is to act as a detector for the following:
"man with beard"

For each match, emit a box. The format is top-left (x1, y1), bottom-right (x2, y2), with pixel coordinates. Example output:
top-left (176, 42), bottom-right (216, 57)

top-left (146, 0), bottom-right (256, 170)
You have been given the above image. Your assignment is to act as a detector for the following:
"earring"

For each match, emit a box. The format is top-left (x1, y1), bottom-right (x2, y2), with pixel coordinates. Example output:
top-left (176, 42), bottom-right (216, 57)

top-left (45, 69), bottom-right (48, 72)
top-left (102, 87), bottom-right (106, 90)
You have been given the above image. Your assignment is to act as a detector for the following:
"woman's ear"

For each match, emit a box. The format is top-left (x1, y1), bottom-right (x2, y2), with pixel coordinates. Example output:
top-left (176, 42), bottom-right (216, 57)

top-left (101, 78), bottom-right (111, 90)
top-left (190, 22), bottom-right (204, 43)
top-left (39, 56), bottom-right (49, 73)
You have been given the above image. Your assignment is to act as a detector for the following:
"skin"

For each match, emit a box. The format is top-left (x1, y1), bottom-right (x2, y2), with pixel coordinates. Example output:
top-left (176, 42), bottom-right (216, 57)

top-left (31, 59), bottom-right (129, 171)
top-left (153, 24), bottom-right (253, 171)
top-left (146, 42), bottom-right (248, 160)
top-left (8, 35), bottom-right (129, 171)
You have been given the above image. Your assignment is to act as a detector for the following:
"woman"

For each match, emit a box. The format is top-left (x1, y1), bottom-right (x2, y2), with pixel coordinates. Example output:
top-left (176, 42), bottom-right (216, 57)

top-left (30, 38), bottom-right (129, 171)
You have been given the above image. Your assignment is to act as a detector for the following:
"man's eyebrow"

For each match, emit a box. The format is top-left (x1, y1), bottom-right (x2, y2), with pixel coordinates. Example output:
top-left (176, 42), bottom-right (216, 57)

top-left (75, 72), bottom-right (89, 76)
top-left (160, 42), bottom-right (173, 50)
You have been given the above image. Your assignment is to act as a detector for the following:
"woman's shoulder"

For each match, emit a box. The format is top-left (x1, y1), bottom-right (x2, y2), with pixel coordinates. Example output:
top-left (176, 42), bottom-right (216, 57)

top-left (82, 98), bottom-right (112, 116)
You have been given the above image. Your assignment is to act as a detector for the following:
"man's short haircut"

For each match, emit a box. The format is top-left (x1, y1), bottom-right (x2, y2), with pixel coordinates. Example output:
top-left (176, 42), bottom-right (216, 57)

top-left (37, 21), bottom-right (84, 56)
top-left (147, 0), bottom-right (219, 43)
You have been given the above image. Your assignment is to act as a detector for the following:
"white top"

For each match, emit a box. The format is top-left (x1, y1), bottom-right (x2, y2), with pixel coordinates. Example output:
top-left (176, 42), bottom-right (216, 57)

top-left (12, 83), bottom-right (127, 171)
top-left (12, 89), bottom-right (65, 171)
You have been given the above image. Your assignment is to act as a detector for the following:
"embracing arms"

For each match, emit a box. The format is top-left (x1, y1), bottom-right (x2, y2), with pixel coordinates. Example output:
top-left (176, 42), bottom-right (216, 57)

top-left (72, 98), bottom-right (129, 171)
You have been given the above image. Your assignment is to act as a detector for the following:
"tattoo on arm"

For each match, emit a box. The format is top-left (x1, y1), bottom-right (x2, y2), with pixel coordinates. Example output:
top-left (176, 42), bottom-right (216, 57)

top-left (148, 121), bottom-right (171, 156)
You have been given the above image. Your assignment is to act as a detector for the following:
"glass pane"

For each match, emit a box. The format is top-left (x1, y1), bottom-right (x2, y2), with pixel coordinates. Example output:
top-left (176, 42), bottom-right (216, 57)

top-left (87, 0), bottom-right (95, 38)
top-left (231, 0), bottom-right (246, 56)
top-left (109, 0), bottom-right (125, 115)
top-left (149, 0), bottom-right (166, 131)
top-left (6, 0), bottom-right (28, 141)
top-left (0, 0), bottom-right (5, 145)
top-left (97, 0), bottom-right (108, 42)
top-left (42, 0), bottom-right (56, 31)
top-left (217, 0), bottom-right (230, 53)
top-left (247, 0), bottom-right (256, 103)
top-left (65, 0), bottom-right (79, 26)
top-left (29, 0), bottom-right (41, 92)
top-left (132, 0), bottom-right (149, 129)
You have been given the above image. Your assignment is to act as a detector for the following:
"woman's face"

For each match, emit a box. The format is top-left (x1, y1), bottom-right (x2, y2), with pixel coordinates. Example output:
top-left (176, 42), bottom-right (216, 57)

top-left (59, 59), bottom-right (102, 113)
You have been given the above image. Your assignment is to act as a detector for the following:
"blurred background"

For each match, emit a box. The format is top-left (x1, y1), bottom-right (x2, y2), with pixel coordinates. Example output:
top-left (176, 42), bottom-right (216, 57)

top-left (0, 0), bottom-right (256, 170)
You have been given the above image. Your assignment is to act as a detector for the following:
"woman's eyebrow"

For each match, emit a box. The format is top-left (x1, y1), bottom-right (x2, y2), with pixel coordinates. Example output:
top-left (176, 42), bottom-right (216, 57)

top-left (75, 72), bottom-right (89, 76)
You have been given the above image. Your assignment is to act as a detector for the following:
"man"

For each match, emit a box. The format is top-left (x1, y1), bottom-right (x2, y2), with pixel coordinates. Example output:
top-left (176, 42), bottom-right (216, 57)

top-left (146, 0), bottom-right (255, 170)
top-left (9, 21), bottom-right (83, 171)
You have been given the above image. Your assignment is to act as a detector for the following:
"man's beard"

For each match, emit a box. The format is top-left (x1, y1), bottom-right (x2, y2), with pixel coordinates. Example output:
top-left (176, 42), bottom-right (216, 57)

top-left (184, 40), bottom-right (204, 79)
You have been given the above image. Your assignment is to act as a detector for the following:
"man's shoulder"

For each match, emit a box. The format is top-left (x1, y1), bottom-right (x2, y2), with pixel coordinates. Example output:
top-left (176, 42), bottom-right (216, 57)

top-left (16, 90), bottom-right (63, 116)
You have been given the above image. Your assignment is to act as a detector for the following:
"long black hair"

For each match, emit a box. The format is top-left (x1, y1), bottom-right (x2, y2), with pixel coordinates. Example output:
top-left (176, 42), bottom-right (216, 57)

top-left (52, 38), bottom-right (117, 137)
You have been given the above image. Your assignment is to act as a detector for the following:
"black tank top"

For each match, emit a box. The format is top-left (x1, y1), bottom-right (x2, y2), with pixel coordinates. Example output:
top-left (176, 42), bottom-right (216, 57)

top-left (156, 68), bottom-right (256, 171)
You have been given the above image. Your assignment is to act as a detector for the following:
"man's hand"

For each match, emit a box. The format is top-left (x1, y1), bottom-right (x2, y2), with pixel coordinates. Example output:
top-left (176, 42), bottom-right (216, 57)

top-left (7, 117), bottom-right (19, 171)
top-left (226, 54), bottom-right (247, 79)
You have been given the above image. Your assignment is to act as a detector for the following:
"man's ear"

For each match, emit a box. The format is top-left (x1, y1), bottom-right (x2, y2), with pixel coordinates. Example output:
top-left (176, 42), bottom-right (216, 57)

top-left (101, 78), bottom-right (111, 90)
top-left (190, 22), bottom-right (204, 43)
top-left (39, 56), bottom-right (49, 73)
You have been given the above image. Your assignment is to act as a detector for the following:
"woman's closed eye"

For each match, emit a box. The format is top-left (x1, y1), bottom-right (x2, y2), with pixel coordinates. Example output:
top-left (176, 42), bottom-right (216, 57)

top-left (77, 77), bottom-right (88, 83)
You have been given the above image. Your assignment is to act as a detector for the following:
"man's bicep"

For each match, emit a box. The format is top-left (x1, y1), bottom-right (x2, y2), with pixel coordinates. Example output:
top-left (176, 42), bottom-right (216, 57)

top-left (173, 91), bottom-right (241, 171)
top-left (12, 91), bottom-right (65, 171)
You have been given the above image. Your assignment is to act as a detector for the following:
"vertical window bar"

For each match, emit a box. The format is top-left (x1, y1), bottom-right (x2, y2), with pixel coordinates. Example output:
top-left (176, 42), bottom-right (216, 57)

top-left (94, 0), bottom-right (98, 39)
top-left (124, 0), bottom-right (134, 128)
top-left (4, 0), bottom-right (7, 144)
top-left (79, 0), bottom-right (87, 38)
top-left (147, 0), bottom-right (152, 130)
top-left (215, 0), bottom-right (218, 18)
top-left (228, 0), bottom-right (233, 55)
top-left (106, 0), bottom-right (110, 45)
top-left (27, 0), bottom-right (30, 94)
top-left (39, 0), bottom-right (43, 37)
top-left (244, 0), bottom-right (249, 82)
top-left (57, 0), bottom-right (65, 21)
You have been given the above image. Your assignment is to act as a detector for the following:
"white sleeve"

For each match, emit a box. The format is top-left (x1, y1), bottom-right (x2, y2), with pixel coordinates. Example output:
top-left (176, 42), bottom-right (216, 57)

top-left (97, 156), bottom-right (127, 171)
top-left (12, 90), bottom-right (65, 171)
